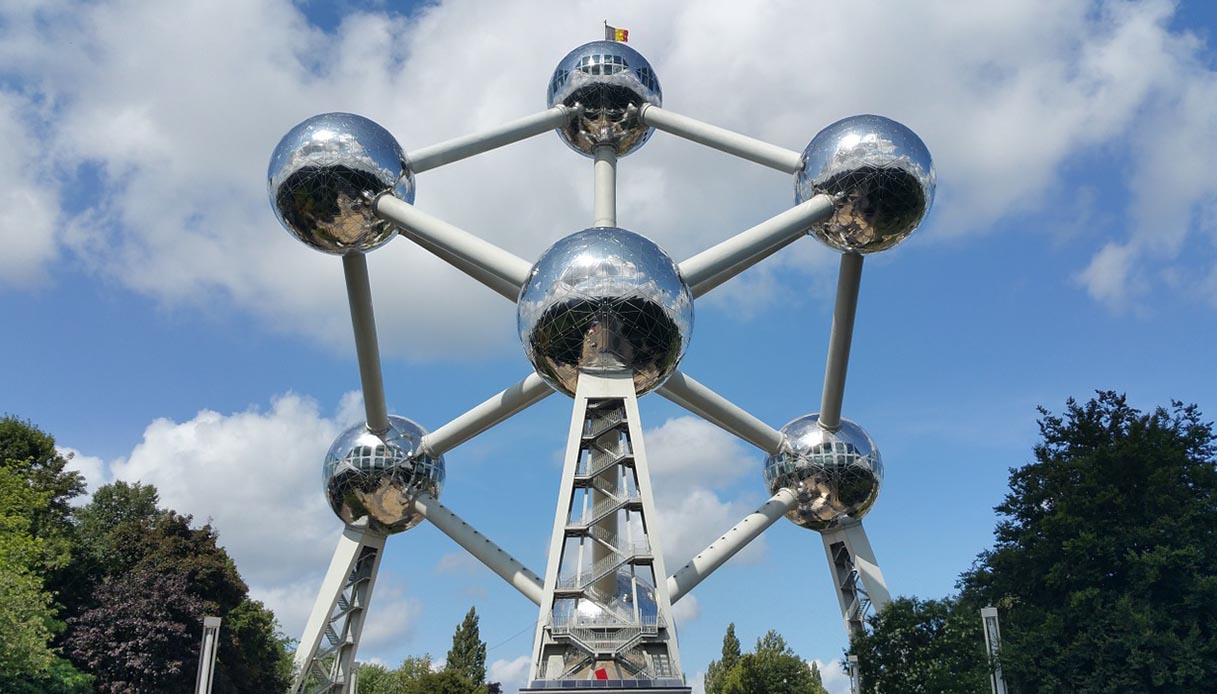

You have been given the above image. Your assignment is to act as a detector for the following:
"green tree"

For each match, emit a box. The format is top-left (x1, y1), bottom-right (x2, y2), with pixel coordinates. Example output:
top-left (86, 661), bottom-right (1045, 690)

top-left (406, 669), bottom-right (479, 694)
top-left (704, 623), bottom-right (742, 694)
top-left (960, 392), bottom-right (1217, 692)
top-left (0, 458), bottom-right (92, 693)
top-left (445, 607), bottom-right (487, 685)
top-left (712, 629), bottom-right (826, 694)
top-left (64, 481), bottom-right (286, 693)
top-left (847, 596), bottom-right (989, 693)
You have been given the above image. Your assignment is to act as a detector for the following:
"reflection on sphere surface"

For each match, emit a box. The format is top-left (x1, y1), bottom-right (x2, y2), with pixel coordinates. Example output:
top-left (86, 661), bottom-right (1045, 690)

top-left (795, 114), bottom-right (935, 254)
top-left (518, 228), bottom-right (692, 396)
top-left (323, 416), bottom-right (444, 534)
top-left (268, 112), bottom-right (414, 255)
top-left (547, 41), bottom-right (662, 157)
top-left (763, 414), bottom-right (882, 530)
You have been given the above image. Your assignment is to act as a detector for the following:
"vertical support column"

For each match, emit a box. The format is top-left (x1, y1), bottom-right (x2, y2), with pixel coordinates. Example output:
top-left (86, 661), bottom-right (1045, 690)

top-left (524, 373), bottom-right (689, 693)
top-left (293, 526), bottom-right (388, 694)
top-left (820, 520), bottom-right (891, 639)
top-left (195, 616), bottom-right (221, 694)
top-left (819, 252), bottom-right (864, 432)
top-left (593, 145), bottom-right (617, 227)
top-left (342, 253), bottom-right (390, 434)
top-left (981, 607), bottom-right (1009, 694)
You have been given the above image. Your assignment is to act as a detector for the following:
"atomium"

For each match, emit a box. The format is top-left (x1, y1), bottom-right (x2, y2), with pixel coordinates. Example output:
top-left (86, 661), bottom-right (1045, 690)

top-left (763, 414), bottom-right (883, 530)
top-left (547, 40), bottom-right (662, 157)
top-left (517, 227), bottom-right (692, 396)
top-left (322, 416), bottom-right (444, 534)
top-left (268, 112), bottom-right (415, 255)
top-left (796, 114), bottom-right (935, 254)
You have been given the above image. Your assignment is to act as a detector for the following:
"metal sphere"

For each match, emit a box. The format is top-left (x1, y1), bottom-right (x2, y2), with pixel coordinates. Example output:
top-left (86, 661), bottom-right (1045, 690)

top-left (322, 416), bottom-right (444, 534)
top-left (268, 112), bottom-right (414, 255)
top-left (763, 414), bottom-right (882, 530)
top-left (795, 114), bottom-right (935, 254)
top-left (547, 41), bottom-right (662, 157)
top-left (518, 227), bottom-right (692, 397)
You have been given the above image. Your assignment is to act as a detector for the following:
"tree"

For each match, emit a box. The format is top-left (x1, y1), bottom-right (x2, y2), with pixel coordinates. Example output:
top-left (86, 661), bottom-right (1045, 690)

top-left (0, 461), bottom-right (92, 693)
top-left (65, 481), bottom-right (285, 693)
top-left (707, 628), bottom-right (826, 694)
top-left (68, 567), bottom-right (207, 693)
top-left (445, 607), bottom-right (487, 685)
top-left (704, 622), bottom-right (742, 694)
top-left (960, 392), bottom-right (1217, 691)
top-left (847, 596), bottom-right (989, 693)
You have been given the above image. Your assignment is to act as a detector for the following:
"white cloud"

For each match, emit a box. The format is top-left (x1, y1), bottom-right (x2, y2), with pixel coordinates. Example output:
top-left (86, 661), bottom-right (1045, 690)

top-left (57, 447), bottom-right (110, 504)
top-left (435, 550), bottom-right (482, 575)
top-left (489, 655), bottom-right (530, 693)
top-left (1, 0), bottom-right (1214, 333)
top-left (358, 573), bottom-right (423, 655)
top-left (670, 591), bottom-right (701, 624)
top-left (643, 417), bottom-right (767, 570)
top-left (815, 658), bottom-right (854, 694)
top-left (106, 392), bottom-right (348, 587)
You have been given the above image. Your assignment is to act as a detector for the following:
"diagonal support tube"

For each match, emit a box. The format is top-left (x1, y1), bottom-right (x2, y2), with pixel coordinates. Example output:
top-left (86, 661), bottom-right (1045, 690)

top-left (413, 491), bottom-right (544, 605)
top-left (408, 106), bottom-right (571, 173)
top-left (657, 370), bottom-right (785, 454)
top-left (638, 104), bottom-right (805, 173)
top-left (819, 252), bottom-right (863, 431)
top-left (421, 373), bottom-right (554, 456)
top-left (375, 194), bottom-right (533, 301)
top-left (679, 194), bottom-right (836, 298)
top-left (667, 488), bottom-right (797, 603)
top-left (342, 253), bottom-right (390, 434)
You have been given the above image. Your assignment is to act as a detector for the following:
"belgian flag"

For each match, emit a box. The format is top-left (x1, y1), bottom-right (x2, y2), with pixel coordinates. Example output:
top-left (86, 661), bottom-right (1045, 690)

top-left (604, 23), bottom-right (628, 42)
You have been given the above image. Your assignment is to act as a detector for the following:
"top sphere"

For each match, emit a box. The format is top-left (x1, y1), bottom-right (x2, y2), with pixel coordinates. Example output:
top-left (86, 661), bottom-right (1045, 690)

top-left (763, 414), bottom-right (883, 530)
top-left (795, 114), bottom-right (935, 254)
top-left (547, 41), bottom-right (662, 157)
top-left (518, 227), bottom-right (692, 397)
top-left (322, 415), bottom-right (444, 534)
top-left (268, 112), bottom-right (414, 255)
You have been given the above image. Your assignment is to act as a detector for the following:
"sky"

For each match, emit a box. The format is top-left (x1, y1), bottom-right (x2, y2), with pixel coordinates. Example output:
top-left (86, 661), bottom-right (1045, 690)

top-left (2, 1), bottom-right (1217, 692)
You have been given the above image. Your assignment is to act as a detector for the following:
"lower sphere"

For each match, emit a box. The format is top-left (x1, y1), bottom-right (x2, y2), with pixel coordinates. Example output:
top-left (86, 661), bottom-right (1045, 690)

top-left (322, 416), bottom-right (444, 534)
top-left (763, 414), bottom-right (882, 530)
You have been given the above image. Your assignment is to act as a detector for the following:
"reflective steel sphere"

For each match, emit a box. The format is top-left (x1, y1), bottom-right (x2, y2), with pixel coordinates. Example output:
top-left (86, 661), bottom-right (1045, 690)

top-left (547, 41), bottom-right (662, 157)
top-left (322, 416), bottom-right (444, 534)
top-left (268, 112), bottom-right (414, 255)
top-left (518, 228), bottom-right (692, 397)
top-left (763, 414), bottom-right (882, 530)
top-left (795, 114), bottom-right (935, 254)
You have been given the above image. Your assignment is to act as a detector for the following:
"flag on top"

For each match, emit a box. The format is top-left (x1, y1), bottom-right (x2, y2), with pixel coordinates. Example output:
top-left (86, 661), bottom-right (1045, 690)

top-left (605, 23), bottom-right (628, 42)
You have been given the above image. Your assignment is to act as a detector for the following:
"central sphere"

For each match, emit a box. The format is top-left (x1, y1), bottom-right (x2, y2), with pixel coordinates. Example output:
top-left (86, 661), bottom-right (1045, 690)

top-left (518, 228), bottom-right (692, 397)
top-left (763, 414), bottom-right (883, 530)
top-left (322, 416), bottom-right (444, 534)
top-left (547, 41), bottom-right (662, 157)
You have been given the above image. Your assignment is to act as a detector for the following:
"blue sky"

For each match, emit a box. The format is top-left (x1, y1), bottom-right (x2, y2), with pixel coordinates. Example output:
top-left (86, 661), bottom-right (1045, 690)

top-left (3, 1), bottom-right (1217, 692)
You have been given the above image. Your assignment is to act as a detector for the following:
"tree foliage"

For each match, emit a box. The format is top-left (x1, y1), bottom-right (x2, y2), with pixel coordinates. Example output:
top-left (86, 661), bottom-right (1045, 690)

top-left (356, 655), bottom-right (482, 694)
top-left (705, 626), bottom-right (825, 694)
top-left (445, 606), bottom-right (487, 685)
top-left (960, 392), bottom-right (1217, 691)
top-left (847, 596), bottom-right (989, 693)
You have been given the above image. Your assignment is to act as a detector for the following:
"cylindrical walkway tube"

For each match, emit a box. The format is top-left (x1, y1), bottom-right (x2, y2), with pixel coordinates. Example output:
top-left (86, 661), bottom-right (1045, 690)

top-left (680, 194), bottom-right (835, 297)
top-left (422, 373), bottom-right (553, 456)
top-left (413, 492), bottom-right (545, 605)
top-left (667, 488), bottom-right (797, 602)
top-left (342, 253), bottom-right (390, 434)
top-left (593, 144), bottom-right (617, 227)
top-left (375, 194), bottom-right (533, 295)
top-left (819, 252), bottom-right (864, 431)
top-left (639, 104), bottom-right (804, 173)
top-left (657, 370), bottom-right (785, 454)
top-left (408, 107), bottom-right (570, 173)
